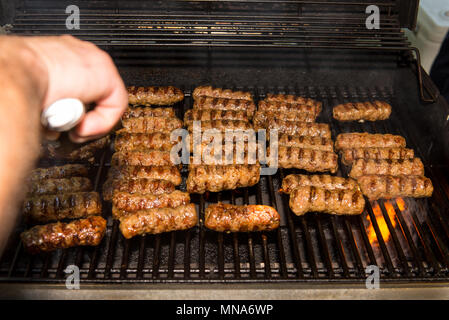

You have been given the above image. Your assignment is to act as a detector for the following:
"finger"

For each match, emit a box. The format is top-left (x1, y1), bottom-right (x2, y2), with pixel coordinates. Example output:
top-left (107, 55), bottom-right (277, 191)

top-left (41, 127), bottom-right (61, 141)
top-left (72, 77), bottom-right (127, 139)
top-left (68, 130), bottom-right (105, 144)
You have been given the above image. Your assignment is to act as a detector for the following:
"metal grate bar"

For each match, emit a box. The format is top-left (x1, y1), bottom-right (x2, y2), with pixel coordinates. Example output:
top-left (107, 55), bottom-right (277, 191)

top-left (183, 230), bottom-right (192, 279)
top-left (137, 236), bottom-right (146, 279)
top-left (329, 216), bottom-right (350, 278)
top-left (55, 251), bottom-right (67, 279)
top-left (168, 233), bottom-right (177, 279)
top-left (104, 220), bottom-right (120, 279)
top-left (365, 203), bottom-right (395, 275)
top-left (152, 235), bottom-right (162, 278)
top-left (277, 172), bottom-right (304, 278)
top-left (39, 254), bottom-right (51, 279)
top-left (355, 216), bottom-right (378, 267)
top-left (391, 202), bottom-right (425, 276)
top-left (378, 202), bottom-right (411, 276)
top-left (199, 195), bottom-right (206, 278)
top-left (342, 219), bottom-right (365, 277)
top-left (120, 239), bottom-right (130, 279)
top-left (263, 176), bottom-right (288, 278)
top-left (314, 217), bottom-right (334, 278)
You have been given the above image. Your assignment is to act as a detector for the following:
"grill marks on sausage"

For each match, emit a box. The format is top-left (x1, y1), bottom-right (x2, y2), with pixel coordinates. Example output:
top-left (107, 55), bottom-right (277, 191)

top-left (333, 101), bottom-right (392, 122)
top-left (280, 174), bottom-right (359, 194)
top-left (264, 94), bottom-right (322, 112)
top-left (122, 107), bottom-right (176, 120)
top-left (21, 216), bottom-right (107, 254)
top-left (186, 164), bottom-right (261, 194)
top-left (121, 117), bottom-right (183, 134)
top-left (23, 192), bottom-right (102, 223)
top-left (184, 109), bottom-right (250, 123)
top-left (258, 100), bottom-right (320, 117)
top-left (274, 146), bottom-right (338, 173)
top-left (260, 119), bottom-right (331, 138)
top-left (204, 203), bottom-right (280, 232)
top-left (340, 147), bottom-right (415, 165)
top-left (187, 119), bottom-right (253, 132)
top-left (114, 132), bottom-right (180, 152)
top-left (27, 177), bottom-right (93, 197)
top-left (349, 158), bottom-right (424, 178)
top-left (193, 97), bottom-right (256, 117)
top-left (193, 86), bottom-right (253, 101)
top-left (253, 110), bottom-right (317, 126)
top-left (289, 186), bottom-right (365, 216)
top-left (111, 149), bottom-right (175, 167)
top-left (357, 175), bottom-right (433, 200)
top-left (118, 204), bottom-right (198, 239)
top-left (27, 164), bottom-right (88, 182)
top-left (127, 86), bottom-right (184, 106)
top-left (276, 134), bottom-right (334, 151)
top-left (335, 133), bottom-right (406, 150)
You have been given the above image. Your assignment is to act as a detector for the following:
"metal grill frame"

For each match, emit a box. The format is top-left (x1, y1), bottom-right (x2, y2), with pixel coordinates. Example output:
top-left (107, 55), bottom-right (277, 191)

top-left (1, 85), bottom-right (449, 284)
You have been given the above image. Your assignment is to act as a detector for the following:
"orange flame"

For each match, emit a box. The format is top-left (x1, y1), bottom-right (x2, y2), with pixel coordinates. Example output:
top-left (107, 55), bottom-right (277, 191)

top-left (367, 202), bottom-right (397, 245)
top-left (396, 197), bottom-right (406, 211)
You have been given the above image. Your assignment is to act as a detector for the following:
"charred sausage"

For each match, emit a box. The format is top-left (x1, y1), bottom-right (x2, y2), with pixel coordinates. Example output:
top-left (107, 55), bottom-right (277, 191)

top-left (127, 86), bottom-right (184, 106)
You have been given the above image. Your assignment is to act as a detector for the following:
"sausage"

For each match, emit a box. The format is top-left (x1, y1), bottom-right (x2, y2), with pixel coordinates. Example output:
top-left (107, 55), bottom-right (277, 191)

top-left (280, 174), bottom-right (360, 194)
top-left (119, 204), bottom-right (197, 238)
top-left (112, 190), bottom-right (191, 218)
top-left (187, 120), bottom-right (253, 133)
top-left (258, 100), bottom-right (320, 117)
top-left (121, 117), bottom-right (183, 134)
top-left (28, 164), bottom-right (88, 182)
top-left (349, 158), bottom-right (425, 178)
top-left (186, 164), bottom-right (260, 194)
top-left (189, 150), bottom-right (258, 167)
top-left (193, 97), bottom-right (256, 117)
top-left (193, 86), bottom-right (253, 101)
top-left (106, 165), bottom-right (182, 185)
top-left (333, 101), bottom-right (392, 122)
top-left (102, 178), bottom-right (176, 201)
top-left (21, 216), bottom-right (107, 254)
top-left (335, 133), bottom-right (406, 150)
top-left (277, 134), bottom-right (334, 152)
top-left (121, 107), bottom-right (175, 119)
top-left (265, 94), bottom-right (322, 111)
top-left (111, 149), bottom-right (175, 167)
top-left (289, 186), bottom-right (365, 216)
top-left (127, 86), bottom-right (184, 106)
top-left (204, 203), bottom-right (280, 232)
top-left (340, 147), bottom-right (415, 166)
top-left (258, 119), bottom-right (331, 138)
top-left (184, 109), bottom-right (250, 124)
top-left (253, 110), bottom-right (316, 127)
top-left (271, 146), bottom-right (338, 173)
top-left (357, 175), bottom-right (433, 200)
top-left (26, 177), bottom-right (93, 196)
top-left (67, 136), bottom-right (110, 161)
top-left (23, 192), bottom-right (102, 223)
top-left (114, 132), bottom-right (180, 152)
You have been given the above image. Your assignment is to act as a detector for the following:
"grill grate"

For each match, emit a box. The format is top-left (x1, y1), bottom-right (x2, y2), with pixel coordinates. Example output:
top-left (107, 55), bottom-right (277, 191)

top-left (1, 85), bottom-right (449, 283)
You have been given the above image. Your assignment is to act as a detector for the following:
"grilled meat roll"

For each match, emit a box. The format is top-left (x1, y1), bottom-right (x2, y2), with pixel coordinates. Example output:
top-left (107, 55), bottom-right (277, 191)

top-left (333, 101), bottom-right (392, 122)
top-left (119, 204), bottom-right (197, 239)
top-left (112, 190), bottom-right (190, 218)
top-left (277, 134), bottom-right (334, 152)
top-left (258, 119), bottom-right (331, 138)
top-left (258, 100), bottom-right (320, 117)
top-left (340, 147), bottom-right (415, 166)
top-left (26, 177), bottom-right (93, 196)
top-left (265, 93), bottom-right (321, 106)
top-left (121, 116), bottom-right (183, 134)
top-left (187, 120), bottom-right (253, 133)
top-left (121, 107), bottom-right (175, 119)
top-left (23, 192), bottom-right (102, 223)
top-left (270, 146), bottom-right (338, 173)
top-left (186, 164), bottom-right (260, 194)
top-left (114, 132), bottom-right (181, 152)
top-left (193, 97), bottom-right (256, 117)
top-left (205, 203), bottom-right (280, 232)
top-left (127, 86), bottom-right (184, 106)
top-left (289, 186), bottom-right (365, 216)
top-left (280, 174), bottom-right (360, 194)
top-left (67, 136), bottom-right (110, 161)
top-left (111, 149), bottom-right (174, 167)
top-left (106, 165), bottom-right (182, 185)
top-left (349, 158), bottom-right (425, 178)
top-left (28, 164), bottom-right (88, 182)
top-left (21, 216), bottom-right (107, 254)
top-left (103, 178), bottom-right (176, 201)
top-left (357, 175), bottom-right (433, 200)
top-left (184, 109), bottom-right (249, 123)
top-left (193, 86), bottom-right (253, 101)
top-left (254, 110), bottom-right (316, 127)
top-left (335, 133), bottom-right (406, 150)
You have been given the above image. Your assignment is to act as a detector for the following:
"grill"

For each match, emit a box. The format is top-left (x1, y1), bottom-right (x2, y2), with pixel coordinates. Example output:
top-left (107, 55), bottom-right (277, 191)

top-left (1, 0), bottom-right (449, 286)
